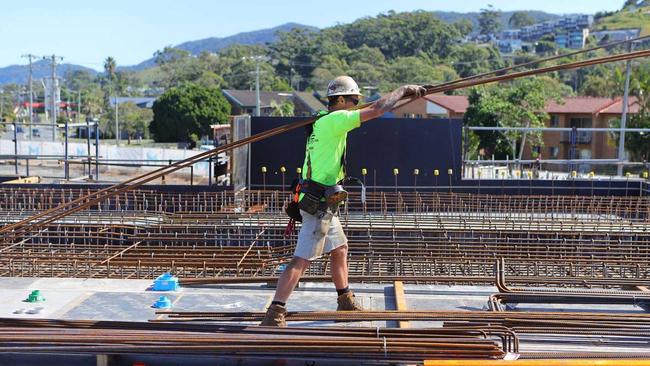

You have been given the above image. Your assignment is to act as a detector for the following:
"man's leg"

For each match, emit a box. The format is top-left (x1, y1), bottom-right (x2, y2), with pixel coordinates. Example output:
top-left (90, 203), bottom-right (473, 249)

top-left (261, 256), bottom-right (310, 326)
top-left (261, 210), bottom-right (330, 326)
top-left (325, 217), bottom-right (363, 311)
top-left (272, 256), bottom-right (310, 303)
top-left (330, 244), bottom-right (349, 290)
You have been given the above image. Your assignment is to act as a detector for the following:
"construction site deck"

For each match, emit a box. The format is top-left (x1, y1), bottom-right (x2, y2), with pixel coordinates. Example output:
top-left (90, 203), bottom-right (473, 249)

top-left (1, 181), bottom-right (650, 365)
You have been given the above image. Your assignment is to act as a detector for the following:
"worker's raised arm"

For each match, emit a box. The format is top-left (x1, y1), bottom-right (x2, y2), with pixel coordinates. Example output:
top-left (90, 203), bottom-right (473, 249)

top-left (359, 85), bottom-right (426, 123)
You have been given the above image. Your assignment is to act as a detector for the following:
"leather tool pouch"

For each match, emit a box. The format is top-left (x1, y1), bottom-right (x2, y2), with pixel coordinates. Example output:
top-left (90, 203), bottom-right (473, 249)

top-left (298, 180), bottom-right (328, 216)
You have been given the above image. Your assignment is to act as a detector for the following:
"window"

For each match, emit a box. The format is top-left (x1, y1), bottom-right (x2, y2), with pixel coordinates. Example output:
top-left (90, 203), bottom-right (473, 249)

top-left (550, 115), bottom-right (560, 127)
top-left (549, 147), bottom-right (559, 158)
top-left (569, 117), bottom-right (592, 128)
top-left (532, 146), bottom-right (541, 155)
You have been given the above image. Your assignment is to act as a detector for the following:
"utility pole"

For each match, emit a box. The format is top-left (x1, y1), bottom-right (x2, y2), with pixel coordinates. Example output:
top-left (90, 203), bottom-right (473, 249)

top-left (244, 55), bottom-right (269, 117)
top-left (44, 54), bottom-right (63, 141)
top-left (114, 95), bottom-right (119, 146)
top-left (255, 59), bottom-right (261, 117)
top-left (77, 90), bottom-right (81, 125)
top-left (21, 54), bottom-right (37, 128)
top-left (617, 40), bottom-right (633, 177)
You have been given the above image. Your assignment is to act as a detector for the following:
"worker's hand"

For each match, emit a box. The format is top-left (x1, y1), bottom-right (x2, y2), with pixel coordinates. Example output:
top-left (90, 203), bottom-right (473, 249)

top-left (401, 85), bottom-right (427, 98)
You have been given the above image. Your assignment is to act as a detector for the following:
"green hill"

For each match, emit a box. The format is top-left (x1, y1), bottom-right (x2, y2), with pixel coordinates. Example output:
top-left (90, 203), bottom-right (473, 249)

top-left (594, 5), bottom-right (650, 35)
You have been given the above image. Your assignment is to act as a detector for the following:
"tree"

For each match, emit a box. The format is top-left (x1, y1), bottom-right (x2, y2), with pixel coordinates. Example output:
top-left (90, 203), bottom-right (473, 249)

top-left (331, 10), bottom-right (460, 60)
top-left (464, 77), bottom-right (568, 160)
top-left (535, 40), bottom-right (557, 55)
top-left (622, 0), bottom-right (642, 9)
top-left (118, 102), bottom-right (153, 143)
top-left (103, 57), bottom-right (116, 83)
top-left (149, 84), bottom-right (231, 147)
top-left (153, 47), bottom-right (200, 89)
top-left (270, 99), bottom-right (295, 117)
top-left (0, 86), bottom-right (17, 125)
top-left (385, 56), bottom-right (458, 89)
top-left (269, 28), bottom-right (319, 90)
top-left (478, 5), bottom-right (502, 36)
top-left (608, 62), bottom-right (650, 162)
top-left (579, 64), bottom-right (623, 97)
top-left (103, 56), bottom-right (117, 101)
top-left (453, 19), bottom-right (474, 38)
top-left (450, 44), bottom-right (505, 78)
top-left (508, 11), bottom-right (535, 28)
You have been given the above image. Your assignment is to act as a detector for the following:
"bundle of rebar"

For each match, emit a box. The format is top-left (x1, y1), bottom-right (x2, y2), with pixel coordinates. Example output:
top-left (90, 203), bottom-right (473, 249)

top-left (0, 318), bottom-right (509, 361)
top-left (152, 309), bottom-right (650, 355)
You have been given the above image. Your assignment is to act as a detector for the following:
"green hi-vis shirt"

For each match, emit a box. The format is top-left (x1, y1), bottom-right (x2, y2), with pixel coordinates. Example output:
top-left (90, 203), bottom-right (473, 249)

top-left (301, 109), bottom-right (361, 186)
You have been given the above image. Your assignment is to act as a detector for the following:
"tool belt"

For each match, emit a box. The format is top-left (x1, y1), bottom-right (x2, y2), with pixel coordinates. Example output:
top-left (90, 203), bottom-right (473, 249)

top-left (285, 179), bottom-right (343, 222)
top-left (299, 179), bottom-right (347, 216)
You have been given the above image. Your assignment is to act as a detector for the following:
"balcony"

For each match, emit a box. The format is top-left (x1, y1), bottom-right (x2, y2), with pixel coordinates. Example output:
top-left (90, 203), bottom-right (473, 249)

top-left (560, 130), bottom-right (592, 144)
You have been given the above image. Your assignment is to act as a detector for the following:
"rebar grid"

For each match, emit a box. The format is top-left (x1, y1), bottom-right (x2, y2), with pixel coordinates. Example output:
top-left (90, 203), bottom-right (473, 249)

top-left (0, 187), bottom-right (649, 285)
top-left (1, 188), bottom-right (649, 221)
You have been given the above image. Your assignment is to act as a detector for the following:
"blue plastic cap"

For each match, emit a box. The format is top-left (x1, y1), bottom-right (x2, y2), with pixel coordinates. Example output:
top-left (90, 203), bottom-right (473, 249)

top-left (153, 295), bottom-right (172, 309)
top-left (152, 273), bottom-right (179, 291)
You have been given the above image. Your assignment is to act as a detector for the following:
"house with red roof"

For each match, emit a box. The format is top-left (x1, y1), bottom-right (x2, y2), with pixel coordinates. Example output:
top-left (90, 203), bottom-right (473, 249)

top-left (391, 94), bottom-right (469, 119)
top-left (530, 96), bottom-right (639, 162)
top-left (392, 93), bottom-right (640, 164)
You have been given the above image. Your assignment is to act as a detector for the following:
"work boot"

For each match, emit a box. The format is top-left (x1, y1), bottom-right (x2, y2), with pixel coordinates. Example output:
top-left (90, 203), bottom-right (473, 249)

top-left (336, 291), bottom-right (364, 311)
top-left (260, 304), bottom-right (287, 327)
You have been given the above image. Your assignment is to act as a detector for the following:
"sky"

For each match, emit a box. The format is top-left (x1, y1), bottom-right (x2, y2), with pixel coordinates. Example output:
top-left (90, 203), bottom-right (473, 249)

top-left (0, 0), bottom-right (623, 70)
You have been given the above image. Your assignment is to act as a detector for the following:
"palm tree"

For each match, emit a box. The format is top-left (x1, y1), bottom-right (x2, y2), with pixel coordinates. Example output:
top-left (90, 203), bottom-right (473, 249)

top-left (103, 57), bottom-right (116, 84)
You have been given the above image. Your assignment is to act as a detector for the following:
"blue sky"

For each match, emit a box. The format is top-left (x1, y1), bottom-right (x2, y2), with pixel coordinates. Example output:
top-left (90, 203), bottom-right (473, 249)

top-left (0, 0), bottom-right (622, 70)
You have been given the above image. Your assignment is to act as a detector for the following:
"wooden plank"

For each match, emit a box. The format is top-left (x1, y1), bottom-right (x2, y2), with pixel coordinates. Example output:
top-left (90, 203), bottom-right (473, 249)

top-left (393, 280), bottom-right (409, 328)
top-left (3, 176), bottom-right (40, 184)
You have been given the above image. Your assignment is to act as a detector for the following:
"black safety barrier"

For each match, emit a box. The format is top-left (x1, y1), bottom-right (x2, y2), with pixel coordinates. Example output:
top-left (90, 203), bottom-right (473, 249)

top-left (249, 117), bottom-right (463, 188)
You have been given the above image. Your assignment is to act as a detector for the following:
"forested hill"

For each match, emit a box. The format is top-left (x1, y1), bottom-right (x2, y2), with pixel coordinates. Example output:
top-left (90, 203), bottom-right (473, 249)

top-left (0, 10), bottom-right (565, 84)
top-left (432, 10), bottom-right (562, 32)
top-left (0, 59), bottom-right (97, 85)
top-left (121, 23), bottom-right (317, 72)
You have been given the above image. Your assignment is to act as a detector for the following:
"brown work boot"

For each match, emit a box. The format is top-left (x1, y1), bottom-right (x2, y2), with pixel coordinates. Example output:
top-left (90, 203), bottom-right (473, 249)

top-left (260, 304), bottom-right (287, 327)
top-left (337, 291), bottom-right (364, 311)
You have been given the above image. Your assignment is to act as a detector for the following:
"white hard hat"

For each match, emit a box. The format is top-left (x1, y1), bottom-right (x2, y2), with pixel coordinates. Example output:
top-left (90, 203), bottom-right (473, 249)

top-left (326, 76), bottom-right (362, 97)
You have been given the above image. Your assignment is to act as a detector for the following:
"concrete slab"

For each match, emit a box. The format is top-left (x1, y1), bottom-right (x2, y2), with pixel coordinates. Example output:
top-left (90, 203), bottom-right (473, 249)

top-left (0, 277), bottom-right (39, 289)
top-left (61, 292), bottom-right (179, 321)
top-left (32, 277), bottom-right (152, 292)
top-left (0, 288), bottom-right (88, 319)
top-left (173, 293), bottom-right (269, 312)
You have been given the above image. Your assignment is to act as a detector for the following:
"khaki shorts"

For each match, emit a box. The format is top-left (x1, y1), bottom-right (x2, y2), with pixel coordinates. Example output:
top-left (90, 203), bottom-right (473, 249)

top-left (294, 209), bottom-right (348, 261)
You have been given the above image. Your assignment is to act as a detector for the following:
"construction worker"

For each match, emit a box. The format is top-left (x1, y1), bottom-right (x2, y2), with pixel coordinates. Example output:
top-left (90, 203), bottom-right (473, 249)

top-left (261, 76), bottom-right (426, 326)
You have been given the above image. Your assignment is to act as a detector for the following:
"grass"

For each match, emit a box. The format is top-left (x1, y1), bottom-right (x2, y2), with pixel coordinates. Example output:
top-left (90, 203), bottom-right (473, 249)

top-left (594, 6), bottom-right (650, 36)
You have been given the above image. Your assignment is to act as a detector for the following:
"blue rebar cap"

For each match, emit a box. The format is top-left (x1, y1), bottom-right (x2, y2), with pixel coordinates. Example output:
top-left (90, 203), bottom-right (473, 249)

top-left (152, 295), bottom-right (172, 309)
top-left (152, 272), bottom-right (179, 291)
